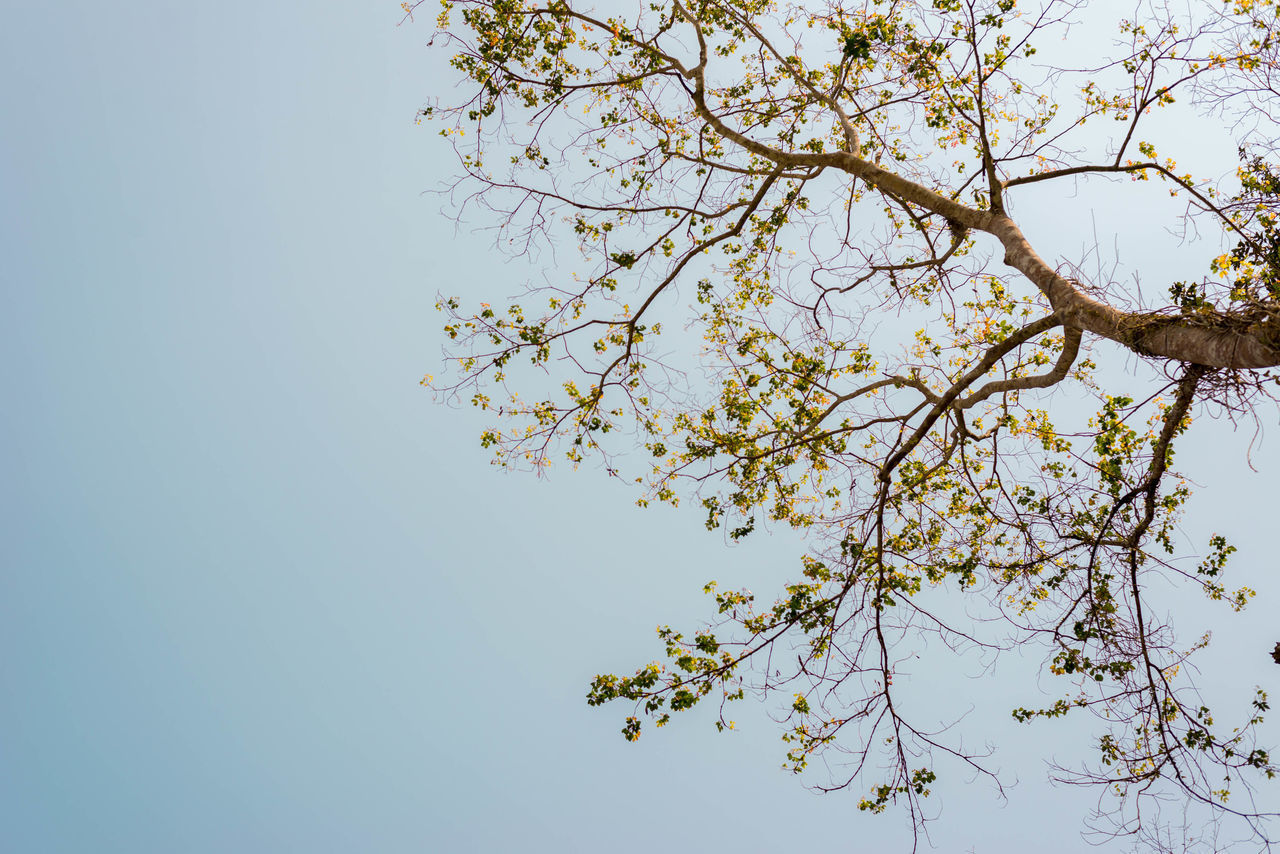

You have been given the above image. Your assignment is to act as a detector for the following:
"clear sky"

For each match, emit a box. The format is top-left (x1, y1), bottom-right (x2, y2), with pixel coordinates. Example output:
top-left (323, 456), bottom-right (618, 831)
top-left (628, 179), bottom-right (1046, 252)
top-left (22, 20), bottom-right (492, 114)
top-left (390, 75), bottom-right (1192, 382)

top-left (2, 2), bottom-right (1277, 852)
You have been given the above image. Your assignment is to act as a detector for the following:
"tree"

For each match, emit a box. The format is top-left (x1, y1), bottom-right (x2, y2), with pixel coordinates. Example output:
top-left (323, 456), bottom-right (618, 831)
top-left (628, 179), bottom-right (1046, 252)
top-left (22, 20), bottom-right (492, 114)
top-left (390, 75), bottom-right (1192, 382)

top-left (413, 0), bottom-right (1280, 846)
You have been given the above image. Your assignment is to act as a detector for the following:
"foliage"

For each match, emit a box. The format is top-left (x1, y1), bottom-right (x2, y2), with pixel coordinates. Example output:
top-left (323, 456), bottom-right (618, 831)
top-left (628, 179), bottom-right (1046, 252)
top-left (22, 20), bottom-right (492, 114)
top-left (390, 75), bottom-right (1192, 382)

top-left (413, 0), bottom-right (1280, 846)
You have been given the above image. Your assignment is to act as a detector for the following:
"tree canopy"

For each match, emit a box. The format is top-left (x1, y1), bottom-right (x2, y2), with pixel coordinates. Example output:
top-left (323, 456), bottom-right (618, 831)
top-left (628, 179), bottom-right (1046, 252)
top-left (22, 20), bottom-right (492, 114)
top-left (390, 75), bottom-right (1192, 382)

top-left (414, 0), bottom-right (1280, 846)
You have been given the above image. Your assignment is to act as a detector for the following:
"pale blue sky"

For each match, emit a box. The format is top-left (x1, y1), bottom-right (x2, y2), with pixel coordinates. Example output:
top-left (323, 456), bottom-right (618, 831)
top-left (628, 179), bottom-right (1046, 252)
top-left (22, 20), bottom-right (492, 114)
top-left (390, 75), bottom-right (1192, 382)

top-left (2, 2), bottom-right (1277, 852)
